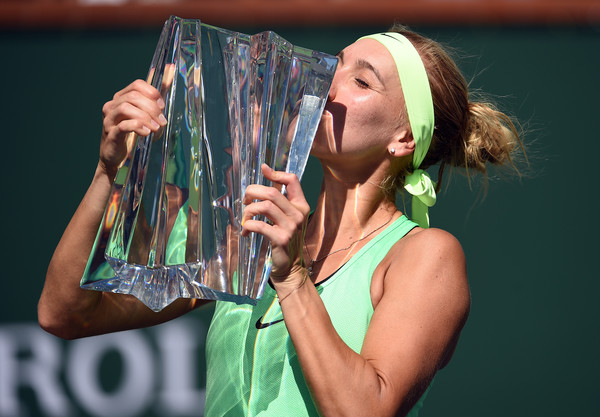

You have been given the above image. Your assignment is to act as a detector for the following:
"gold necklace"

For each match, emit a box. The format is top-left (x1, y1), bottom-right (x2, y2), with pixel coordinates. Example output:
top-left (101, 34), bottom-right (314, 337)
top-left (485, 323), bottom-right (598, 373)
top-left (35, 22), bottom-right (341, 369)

top-left (304, 212), bottom-right (395, 277)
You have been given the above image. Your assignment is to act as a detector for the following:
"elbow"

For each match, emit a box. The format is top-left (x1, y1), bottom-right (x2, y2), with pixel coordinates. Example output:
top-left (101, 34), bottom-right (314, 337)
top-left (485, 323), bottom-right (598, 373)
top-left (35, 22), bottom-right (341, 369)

top-left (38, 322), bottom-right (76, 341)
top-left (370, 373), bottom-right (425, 417)
top-left (318, 374), bottom-right (401, 417)
top-left (38, 300), bottom-right (84, 340)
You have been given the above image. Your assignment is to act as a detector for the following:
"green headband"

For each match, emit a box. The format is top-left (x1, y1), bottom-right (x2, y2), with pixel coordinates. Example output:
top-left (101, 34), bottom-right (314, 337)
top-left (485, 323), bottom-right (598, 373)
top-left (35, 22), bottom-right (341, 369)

top-left (359, 32), bottom-right (437, 228)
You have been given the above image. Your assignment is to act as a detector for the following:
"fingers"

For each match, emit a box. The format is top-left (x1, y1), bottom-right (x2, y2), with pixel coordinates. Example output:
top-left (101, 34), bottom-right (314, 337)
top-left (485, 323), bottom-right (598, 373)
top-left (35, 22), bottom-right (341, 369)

top-left (99, 80), bottom-right (168, 172)
top-left (242, 166), bottom-right (310, 226)
top-left (259, 164), bottom-right (311, 214)
top-left (104, 101), bottom-right (163, 137)
top-left (103, 80), bottom-right (166, 135)
top-left (112, 78), bottom-right (163, 102)
top-left (243, 185), bottom-right (293, 217)
top-left (241, 199), bottom-right (300, 243)
top-left (241, 164), bottom-right (310, 251)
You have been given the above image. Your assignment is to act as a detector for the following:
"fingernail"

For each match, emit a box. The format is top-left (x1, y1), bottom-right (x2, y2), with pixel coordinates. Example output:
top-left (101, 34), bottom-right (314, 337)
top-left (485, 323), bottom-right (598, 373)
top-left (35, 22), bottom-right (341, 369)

top-left (151, 120), bottom-right (160, 130)
top-left (158, 114), bottom-right (167, 125)
top-left (157, 98), bottom-right (165, 109)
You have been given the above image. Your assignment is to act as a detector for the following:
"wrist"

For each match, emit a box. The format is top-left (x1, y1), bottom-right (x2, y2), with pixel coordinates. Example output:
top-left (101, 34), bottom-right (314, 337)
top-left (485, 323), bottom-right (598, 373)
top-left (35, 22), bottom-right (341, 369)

top-left (270, 263), bottom-right (305, 285)
top-left (272, 266), bottom-right (310, 304)
top-left (96, 160), bottom-right (119, 183)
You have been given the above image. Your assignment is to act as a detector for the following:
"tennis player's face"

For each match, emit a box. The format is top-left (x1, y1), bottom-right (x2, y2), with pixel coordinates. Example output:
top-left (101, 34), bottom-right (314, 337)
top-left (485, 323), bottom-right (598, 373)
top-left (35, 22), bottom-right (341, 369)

top-left (312, 38), bottom-right (408, 164)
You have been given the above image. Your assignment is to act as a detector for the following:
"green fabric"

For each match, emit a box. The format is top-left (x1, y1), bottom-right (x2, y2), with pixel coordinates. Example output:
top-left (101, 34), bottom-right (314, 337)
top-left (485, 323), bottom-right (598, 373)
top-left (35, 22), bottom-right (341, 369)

top-left (204, 215), bottom-right (430, 416)
top-left (404, 169), bottom-right (436, 230)
top-left (164, 201), bottom-right (188, 265)
top-left (359, 33), bottom-right (436, 228)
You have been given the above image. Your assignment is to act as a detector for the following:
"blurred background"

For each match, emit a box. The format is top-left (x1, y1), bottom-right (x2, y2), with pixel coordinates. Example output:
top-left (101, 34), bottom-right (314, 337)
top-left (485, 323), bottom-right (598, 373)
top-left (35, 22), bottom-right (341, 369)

top-left (1, 1), bottom-right (599, 416)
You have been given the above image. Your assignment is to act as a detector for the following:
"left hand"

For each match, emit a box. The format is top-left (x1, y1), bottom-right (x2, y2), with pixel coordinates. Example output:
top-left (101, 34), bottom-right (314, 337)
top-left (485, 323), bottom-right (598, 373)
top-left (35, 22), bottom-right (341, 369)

top-left (241, 164), bottom-right (311, 285)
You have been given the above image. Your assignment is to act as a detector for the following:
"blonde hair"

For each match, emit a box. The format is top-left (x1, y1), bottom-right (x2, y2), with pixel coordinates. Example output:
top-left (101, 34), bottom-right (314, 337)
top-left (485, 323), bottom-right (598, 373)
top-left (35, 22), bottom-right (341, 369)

top-left (387, 24), bottom-right (522, 194)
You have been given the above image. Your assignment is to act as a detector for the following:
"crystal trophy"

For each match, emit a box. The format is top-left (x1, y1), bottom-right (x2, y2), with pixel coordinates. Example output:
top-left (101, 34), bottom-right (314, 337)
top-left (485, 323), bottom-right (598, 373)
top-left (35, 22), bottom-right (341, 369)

top-left (79, 16), bottom-right (338, 311)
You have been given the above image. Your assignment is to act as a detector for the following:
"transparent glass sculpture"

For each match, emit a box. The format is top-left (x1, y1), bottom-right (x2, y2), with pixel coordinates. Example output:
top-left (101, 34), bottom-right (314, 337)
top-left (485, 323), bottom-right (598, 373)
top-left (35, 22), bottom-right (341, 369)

top-left (80, 16), bottom-right (338, 311)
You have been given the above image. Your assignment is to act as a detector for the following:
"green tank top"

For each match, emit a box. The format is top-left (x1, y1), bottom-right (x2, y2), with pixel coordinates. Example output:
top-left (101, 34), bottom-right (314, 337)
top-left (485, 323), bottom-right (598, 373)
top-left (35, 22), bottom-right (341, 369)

top-left (205, 215), bottom-right (430, 416)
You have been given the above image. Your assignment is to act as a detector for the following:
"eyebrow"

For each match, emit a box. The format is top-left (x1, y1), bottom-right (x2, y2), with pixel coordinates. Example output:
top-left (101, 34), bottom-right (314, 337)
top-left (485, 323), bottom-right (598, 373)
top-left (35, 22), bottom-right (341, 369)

top-left (336, 50), bottom-right (386, 87)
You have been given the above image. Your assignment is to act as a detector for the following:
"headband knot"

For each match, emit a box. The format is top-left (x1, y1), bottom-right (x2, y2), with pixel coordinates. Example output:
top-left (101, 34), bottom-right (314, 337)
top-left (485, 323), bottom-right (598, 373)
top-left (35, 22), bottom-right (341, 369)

top-left (359, 32), bottom-right (436, 228)
top-left (404, 169), bottom-right (436, 228)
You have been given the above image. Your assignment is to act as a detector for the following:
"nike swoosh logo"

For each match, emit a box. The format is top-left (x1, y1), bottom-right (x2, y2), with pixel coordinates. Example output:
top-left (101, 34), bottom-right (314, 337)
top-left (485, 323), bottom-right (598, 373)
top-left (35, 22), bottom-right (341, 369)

top-left (255, 316), bottom-right (284, 329)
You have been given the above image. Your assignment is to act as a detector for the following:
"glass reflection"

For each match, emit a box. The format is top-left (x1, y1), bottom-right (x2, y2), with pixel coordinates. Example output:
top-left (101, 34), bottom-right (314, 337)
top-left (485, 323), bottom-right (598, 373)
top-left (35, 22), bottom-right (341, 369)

top-left (80, 16), bottom-right (338, 311)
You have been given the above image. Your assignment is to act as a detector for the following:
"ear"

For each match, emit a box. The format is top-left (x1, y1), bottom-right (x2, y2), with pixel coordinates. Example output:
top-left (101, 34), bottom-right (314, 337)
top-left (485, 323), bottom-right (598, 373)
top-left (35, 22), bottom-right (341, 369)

top-left (388, 129), bottom-right (415, 157)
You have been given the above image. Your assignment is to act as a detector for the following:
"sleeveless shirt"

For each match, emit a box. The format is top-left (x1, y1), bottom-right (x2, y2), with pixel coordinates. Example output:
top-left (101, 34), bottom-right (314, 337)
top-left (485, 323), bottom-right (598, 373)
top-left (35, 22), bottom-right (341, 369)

top-left (204, 215), bottom-right (429, 416)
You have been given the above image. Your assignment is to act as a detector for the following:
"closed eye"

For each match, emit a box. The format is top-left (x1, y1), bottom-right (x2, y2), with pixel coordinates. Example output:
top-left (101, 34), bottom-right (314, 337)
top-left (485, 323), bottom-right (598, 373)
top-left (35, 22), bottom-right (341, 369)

top-left (355, 78), bottom-right (370, 88)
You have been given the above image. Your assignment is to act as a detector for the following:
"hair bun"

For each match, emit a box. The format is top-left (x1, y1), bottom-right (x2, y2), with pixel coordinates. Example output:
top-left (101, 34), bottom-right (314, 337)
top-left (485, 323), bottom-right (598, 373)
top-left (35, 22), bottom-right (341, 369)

top-left (462, 101), bottom-right (519, 173)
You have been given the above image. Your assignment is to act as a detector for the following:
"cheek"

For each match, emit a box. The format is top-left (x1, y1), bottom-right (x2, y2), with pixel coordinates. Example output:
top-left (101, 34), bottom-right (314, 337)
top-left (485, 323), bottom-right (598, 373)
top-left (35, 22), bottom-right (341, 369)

top-left (312, 94), bottom-right (401, 156)
top-left (346, 96), bottom-right (399, 137)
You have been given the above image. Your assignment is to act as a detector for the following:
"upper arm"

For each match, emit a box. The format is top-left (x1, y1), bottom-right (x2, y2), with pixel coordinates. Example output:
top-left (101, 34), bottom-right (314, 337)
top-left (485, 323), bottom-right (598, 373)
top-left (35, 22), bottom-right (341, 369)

top-left (360, 228), bottom-right (470, 413)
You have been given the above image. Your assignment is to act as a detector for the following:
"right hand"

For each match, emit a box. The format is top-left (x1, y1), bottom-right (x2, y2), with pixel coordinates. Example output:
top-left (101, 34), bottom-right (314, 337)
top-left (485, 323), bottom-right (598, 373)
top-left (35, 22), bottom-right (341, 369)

top-left (99, 79), bottom-right (167, 177)
top-left (241, 164), bottom-right (311, 289)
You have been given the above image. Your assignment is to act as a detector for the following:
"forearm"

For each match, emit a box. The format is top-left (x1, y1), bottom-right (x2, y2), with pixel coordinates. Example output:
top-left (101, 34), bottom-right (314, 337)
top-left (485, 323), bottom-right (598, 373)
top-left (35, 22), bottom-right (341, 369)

top-left (275, 277), bottom-right (398, 417)
top-left (39, 163), bottom-right (115, 338)
top-left (38, 79), bottom-right (196, 338)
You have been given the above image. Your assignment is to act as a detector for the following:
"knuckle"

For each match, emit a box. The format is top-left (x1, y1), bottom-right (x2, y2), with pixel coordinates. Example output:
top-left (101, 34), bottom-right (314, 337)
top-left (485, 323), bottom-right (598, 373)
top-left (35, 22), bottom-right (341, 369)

top-left (116, 120), bottom-right (133, 133)
top-left (283, 223), bottom-right (296, 238)
top-left (132, 79), bottom-right (146, 89)
top-left (242, 208), bottom-right (254, 219)
top-left (114, 101), bottom-right (128, 114)
top-left (115, 121), bottom-right (128, 133)
top-left (283, 172), bottom-right (298, 182)
top-left (150, 85), bottom-right (161, 98)
top-left (262, 200), bottom-right (275, 212)
top-left (128, 90), bottom-right (142, 101)
top-left (102, 101), bottom-right (113, 116)
top-left (250, 220), bottom-right (266, 234)
top-left (106, 125), bottom-right (120, 139)
top-left (301, 203), bottom-right (311, 216)
top-left (243, 203), bottom-right (259, 217)
top-left (292, 212), bottom-right (305, 226)
top-left (265, 187), bottom-right (279, 199)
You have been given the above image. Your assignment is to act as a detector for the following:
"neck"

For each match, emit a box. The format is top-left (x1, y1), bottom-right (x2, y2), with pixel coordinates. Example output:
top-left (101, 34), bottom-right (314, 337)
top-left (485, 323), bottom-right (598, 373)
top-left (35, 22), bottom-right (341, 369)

top-left (305, 163), bottom-right (399, 255)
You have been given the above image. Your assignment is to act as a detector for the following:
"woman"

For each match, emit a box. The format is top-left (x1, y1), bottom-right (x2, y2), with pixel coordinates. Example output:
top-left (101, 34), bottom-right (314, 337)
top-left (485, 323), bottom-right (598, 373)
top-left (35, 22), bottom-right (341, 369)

top-left (39, 24), bottom-right (519, 416)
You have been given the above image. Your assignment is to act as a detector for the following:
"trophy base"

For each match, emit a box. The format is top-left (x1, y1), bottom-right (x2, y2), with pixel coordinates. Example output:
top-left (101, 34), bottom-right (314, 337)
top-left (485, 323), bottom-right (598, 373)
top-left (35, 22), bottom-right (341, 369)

top-left (80, 257), bottom-right (258, 312)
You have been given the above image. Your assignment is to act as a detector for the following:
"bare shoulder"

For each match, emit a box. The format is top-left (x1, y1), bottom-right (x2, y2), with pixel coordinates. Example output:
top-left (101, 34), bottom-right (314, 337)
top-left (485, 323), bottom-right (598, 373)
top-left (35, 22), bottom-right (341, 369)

top-left (398, 226), bottom-right (463, 267)
top-left (385, 226), bottom-right (466, 279)
top-left (400, 226), bottom-right (463, 255)
top-left (371, 227), bottom-right (468, 310)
